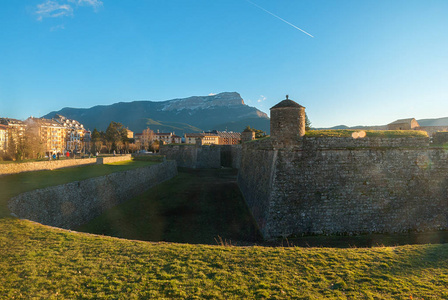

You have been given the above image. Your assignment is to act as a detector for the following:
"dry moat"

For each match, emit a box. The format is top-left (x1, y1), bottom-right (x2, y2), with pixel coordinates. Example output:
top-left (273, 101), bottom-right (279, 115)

top-left (76, 167), bottom-right (448, 248)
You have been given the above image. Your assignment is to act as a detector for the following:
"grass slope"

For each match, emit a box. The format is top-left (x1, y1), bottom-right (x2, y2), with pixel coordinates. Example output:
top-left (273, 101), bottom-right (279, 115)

top-left (77, 168), bottom-right (261, 245)
top-left (0, 160), bottom-right (155, 218)
top-left (305, 130), bottom-right (428, 138)
top-left (1, 218), bottom-right (448, 299)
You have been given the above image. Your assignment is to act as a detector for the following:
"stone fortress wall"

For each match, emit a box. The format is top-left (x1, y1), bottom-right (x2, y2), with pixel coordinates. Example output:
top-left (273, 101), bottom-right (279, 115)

top-left (9, 160), bottom-right (177, 229)
top-left (0, 154), bottom-right (132, 176)
top-left (159, 144), bottom-right (241, 169)
top-left (238, 97), bottom-right (448, 240)
top-left (418, 126), bottom-right (448, 137)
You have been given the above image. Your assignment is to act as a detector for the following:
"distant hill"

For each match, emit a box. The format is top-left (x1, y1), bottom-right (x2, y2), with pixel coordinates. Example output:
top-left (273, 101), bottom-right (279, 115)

top-left (417, 117), bottom-right (448, 127)
top-left (314, 117), bottom-right (448, 130)
top-left (42, 92), bottom-right (270, 135)
top-left (313, 125), bottom-right (387, 130)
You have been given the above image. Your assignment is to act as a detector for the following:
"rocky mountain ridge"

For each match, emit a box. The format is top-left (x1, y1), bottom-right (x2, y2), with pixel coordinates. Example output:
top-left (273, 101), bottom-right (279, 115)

top-left (42, 92), bottom-right (270, 135)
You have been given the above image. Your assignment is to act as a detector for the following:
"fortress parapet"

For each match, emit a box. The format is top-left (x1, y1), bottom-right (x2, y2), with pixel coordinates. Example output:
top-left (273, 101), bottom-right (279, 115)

top-left (270, 95), bottom-right (305, 145)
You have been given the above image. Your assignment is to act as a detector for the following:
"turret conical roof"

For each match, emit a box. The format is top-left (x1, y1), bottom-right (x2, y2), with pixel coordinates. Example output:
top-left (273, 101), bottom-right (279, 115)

top-left (270, 95), bottom-right (304, 109)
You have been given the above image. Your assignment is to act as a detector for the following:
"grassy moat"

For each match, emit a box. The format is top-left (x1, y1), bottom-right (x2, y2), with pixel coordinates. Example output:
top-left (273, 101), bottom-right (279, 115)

top-left (77, 168), bottom-right (261, 245)
top-left (1, 164), bottom-right (448, 298)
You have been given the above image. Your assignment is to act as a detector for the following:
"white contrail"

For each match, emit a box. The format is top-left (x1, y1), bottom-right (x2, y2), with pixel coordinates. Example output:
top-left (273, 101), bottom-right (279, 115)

top-left (245, 0), bottom-right (314, 38)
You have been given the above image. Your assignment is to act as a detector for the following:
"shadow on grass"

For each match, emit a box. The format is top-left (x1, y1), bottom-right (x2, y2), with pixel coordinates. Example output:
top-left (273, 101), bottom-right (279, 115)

top-left (280, 230), bottom-right (448, 248)
top-left (77, 168), bottom-right (263, 245)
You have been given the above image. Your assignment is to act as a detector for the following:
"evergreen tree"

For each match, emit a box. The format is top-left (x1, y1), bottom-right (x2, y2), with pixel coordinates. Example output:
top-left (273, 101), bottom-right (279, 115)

top-left (305, 114), bottom-right (312, 131)
top-left (105, 121), bottom-right (128, 152)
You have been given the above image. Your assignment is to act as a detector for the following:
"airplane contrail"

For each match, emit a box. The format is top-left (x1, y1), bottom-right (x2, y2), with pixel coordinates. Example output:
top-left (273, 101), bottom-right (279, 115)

top-left (245, 0), bottom-right (314, 38)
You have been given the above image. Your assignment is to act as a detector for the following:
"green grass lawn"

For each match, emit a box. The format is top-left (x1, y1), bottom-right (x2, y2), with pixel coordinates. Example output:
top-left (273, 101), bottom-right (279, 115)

top-left (0, 160), bottom-right (155, 218)
top-left (1, 217), bottom-right (448, 299)
top-left (77, 168), bottom-right (261, 245)
top-left (2, 162), bottom-right (448, 298)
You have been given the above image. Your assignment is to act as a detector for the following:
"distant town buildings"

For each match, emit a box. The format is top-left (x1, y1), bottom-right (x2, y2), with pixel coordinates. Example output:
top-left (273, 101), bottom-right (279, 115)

top-left (53, 114), bottom-right (87, 153)
top-left (216, 131), bottom-right (241, 145)
top-left (135, 129), bottom-right (242, 147)
top-left (387, 118), bottom-right (448, 137)
top-left (26, 117), bottom-right (66, 155)
top-left (0, 118), bottom-right (26, 156)
top-left (134, 129), bottom-right (180, 147)
top-left (241, 127), bottom-right (256, 143)
top-left (155, 132), bottom-right (182, 144)
top-left (185, 132), bottom-right (219, 145)
top-left (126, 129), bottom-right (134, 139)
top-left (184, 131), bottom-right (241, 145)
top-left (2, 109), bottom-right (447, 161)
top-left (0, 115), bottom-right (90, 159)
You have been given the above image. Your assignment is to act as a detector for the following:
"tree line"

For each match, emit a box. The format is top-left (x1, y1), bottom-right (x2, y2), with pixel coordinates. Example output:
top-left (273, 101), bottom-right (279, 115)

top-left (90, 122), bottom-right (159, 154)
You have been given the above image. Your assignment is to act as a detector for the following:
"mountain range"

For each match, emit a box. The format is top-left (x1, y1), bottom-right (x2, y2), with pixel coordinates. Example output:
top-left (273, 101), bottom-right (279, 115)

top-left (316, 117), bottom-right (448, 130)
top-left (42, 92), bottom-right (448, 134)
top-left (42, 92), bottom-right (270, 135)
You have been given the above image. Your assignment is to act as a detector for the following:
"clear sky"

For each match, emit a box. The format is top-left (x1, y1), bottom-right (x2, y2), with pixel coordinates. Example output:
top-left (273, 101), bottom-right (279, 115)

top-left (1, 0), bottom-right (447, 127)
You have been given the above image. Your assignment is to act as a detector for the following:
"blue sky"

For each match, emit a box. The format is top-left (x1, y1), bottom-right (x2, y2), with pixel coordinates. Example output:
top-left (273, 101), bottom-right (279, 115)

top-left (1, 0), bottom-right (447, 127)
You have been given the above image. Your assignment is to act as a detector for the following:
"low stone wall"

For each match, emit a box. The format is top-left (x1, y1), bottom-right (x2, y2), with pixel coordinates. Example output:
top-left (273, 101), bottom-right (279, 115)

top-left (96, 154), bottom-right (132, 164)
top-left (0, 158), bottom-right (97, 176)
top-left (0, 155), bottom-right (133, 176)
top-left (8, 161), bottom-right (178, 229)
top-left (160, 144), bottom-right (241, 169)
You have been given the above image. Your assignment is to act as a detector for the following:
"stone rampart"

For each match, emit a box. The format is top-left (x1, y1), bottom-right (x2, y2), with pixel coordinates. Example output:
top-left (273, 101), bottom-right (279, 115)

top-left (220, 145), bottom-right (242, 169)
top-left (417, 126), bottom-right (448, 137)
top-left (301, 136), bottom-right (429, 149)
top-left (159, 145), bottom-right (199, 168)
top-left (433, 132), bottom-right (448, 145)
top-left (238, 140), bottom-right (276, 233)
top-left (160, 144), bottom-right (241, 169)
top-left (238, 137), bottom-right (448, 239)
top-left (8, 161), bottom-right (178, 229)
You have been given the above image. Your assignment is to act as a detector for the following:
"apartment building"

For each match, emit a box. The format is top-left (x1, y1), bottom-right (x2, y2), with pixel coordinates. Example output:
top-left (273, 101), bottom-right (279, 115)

top-left (53, 115), bottom-right (85, 152)
top-left (155, 132), bottom-right (182, 144)
top-left (0, 124), bottom-right (7, 152)
top-left (0, 118), bottom-right (26, 152)
top-left (184, 131), bottom-right (241, 145)
top-left (184, 132), bottom-right (220, 145)
top-left (26, 117), bottom-right (67, 155)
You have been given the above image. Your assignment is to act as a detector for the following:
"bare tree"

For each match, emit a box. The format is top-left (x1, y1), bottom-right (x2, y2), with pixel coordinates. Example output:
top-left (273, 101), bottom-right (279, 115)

top-left (141, 128), bottom-right (154, 150)
top-left (23, 120), bottom-right (45, 159)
